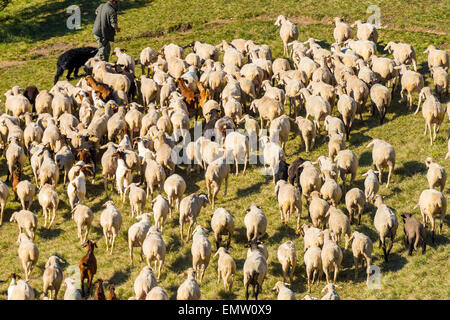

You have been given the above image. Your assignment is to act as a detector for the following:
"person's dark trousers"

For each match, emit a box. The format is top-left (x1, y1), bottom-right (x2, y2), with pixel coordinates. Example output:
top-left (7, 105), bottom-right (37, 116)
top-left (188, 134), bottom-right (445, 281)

top-left (94, 35), bottom-right (111, 62)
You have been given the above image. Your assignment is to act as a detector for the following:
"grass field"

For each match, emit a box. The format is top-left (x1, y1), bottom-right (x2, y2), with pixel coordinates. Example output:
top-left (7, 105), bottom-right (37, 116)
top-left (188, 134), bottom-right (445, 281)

top-left (0, 0), bottom-right (449, 300)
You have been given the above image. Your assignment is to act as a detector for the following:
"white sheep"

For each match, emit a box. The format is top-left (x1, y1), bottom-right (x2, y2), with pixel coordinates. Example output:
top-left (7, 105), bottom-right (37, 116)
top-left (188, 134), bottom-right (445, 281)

top-left (100, 200), bottom-right (123, 254)
top-left (214, 247), bottom-right (236, 291)
top-left (128, 213), bottom-right (152, 265)
top-left (142, 226), bottom-right (166, 280)
top-left (366, 139), bottom-right (395, 187)
top-left (277, 240), bottom-right (297, 284)
top-left (134, 266), bottom-right (157, 300)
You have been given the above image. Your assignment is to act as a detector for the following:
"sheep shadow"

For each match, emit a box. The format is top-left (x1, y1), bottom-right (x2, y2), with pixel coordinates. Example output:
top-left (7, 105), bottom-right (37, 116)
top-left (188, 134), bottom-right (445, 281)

top-left (398, 161), bottom-right (427, 177)
top-left (234, 258), bottom-right (246, 270)
top-left (108, 266), bottom-right (132, 286)
top-left (358, 151), bottom-right (373, 167)
top-left (171, 251), bottom-right (192, 273)
top-left (236, 181), bottom-right (264, 198)
top-left (38, 227), bottom-right (64, 240)
top-left (270, 224), bottom-right (298, 244)
top-left (379, 252), bottom-right (408, 273)
top-left (233, 227), bottom-right (249, 244)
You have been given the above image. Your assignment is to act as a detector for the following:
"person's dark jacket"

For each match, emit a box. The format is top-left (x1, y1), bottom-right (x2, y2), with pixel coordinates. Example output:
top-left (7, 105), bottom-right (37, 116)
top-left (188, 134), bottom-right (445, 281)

top-left (92, 2), bottom-right (118, 41)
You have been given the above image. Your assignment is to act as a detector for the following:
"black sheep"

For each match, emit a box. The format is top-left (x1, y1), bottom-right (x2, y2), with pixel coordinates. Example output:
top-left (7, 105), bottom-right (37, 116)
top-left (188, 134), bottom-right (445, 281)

top-left (275, 159), bottom-right (289, 183)
top-left (23, 86), bottom-right (39, 112)
top-left (287, 156), bottom-right (306, 190)
top-left (54, 47), bottom-right (98, 85)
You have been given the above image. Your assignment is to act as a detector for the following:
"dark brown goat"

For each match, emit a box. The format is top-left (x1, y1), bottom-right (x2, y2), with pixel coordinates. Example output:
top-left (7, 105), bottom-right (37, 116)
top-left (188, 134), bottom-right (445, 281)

top-left (12, 167), bottom-right (21, 200)
top-left (94, 278), bottom-right (106, 300)
top-left (79, 240), bottom-right (97, 298)
top-left (107, 285), bottom-right (118, 300)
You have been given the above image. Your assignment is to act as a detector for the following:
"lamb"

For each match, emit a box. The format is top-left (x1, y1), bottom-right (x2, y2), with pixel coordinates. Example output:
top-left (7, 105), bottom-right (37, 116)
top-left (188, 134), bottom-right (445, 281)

top-left (38, 183), bottom-right (59, 229)
top-left (397, 64), bottom-right (424, 111)
top-left (362, 169), bottom-right (380, 203)
top-left (0, 179), bottom-right (9, 225)
top-left (370, 83), bottom-right (391, 124)
top-left (128, 213), bottom-right (152, 265)
top-left (16, 180), bottom-right (35, 211)
top-left (164, 173), bottom-right (186, 216)
top-left (191, 226), bottom-right (212, 282)
top-left (8, 273), bottom-right (35, 300)
top-left (42, 255), bottom-right (64, 300)
top-left (425, 157), bottom-right (446, 192)
top-left (321, 230), bottom-right (343, 283)
top-left (325, 206), bottom-right (351, 248)
top-left (100, 200), bottom-right (123, 254)
top-left (275, 180), bottom-right (302, 229)
top-left (211, 247), bottom-right (236, 292)
top-left (244, 204), bottom-right (268, 242)
top-left (347, 231), bottom-right (373, 282)
top-left (177, 268), bottom-right (201, 300)
top-left (415, 87), bottom-right (446, 145)
top-left (401, 213), bottom-right (426, 255)
top-left (321, 283), bottom-right (341, 300)
top-left (152, 195), bottom-right (169, 231)
top-left (365, 139), bottom-right (396, 187)
top-left (345, 188), bottom-right (366, 225)
top-left (272, 281), bottom-right (296, 300)
top-left (134, 266), bottom-right (157, 300)
top-left (124, 183), bottom-right (147, 218)
top-left (142, 226), bottom-right (166, 280)
top-left (374, 195), bottom-right (399, 261)
top-left (277, 240), bottom-right (297, 284)
top-left (385, 41), bottom-right (417, 71)
top-left (424, 45), bottom-right (449, 71)
top-left (35, 90), bottom-right (53, 114)
top-left (415, 189), bottom-right (446, 243)
top-left (205, 157), bottom-right (230, 209)
top-left (112, 47), bottom-right (135, 74)
top-left (210, 207), bottom-right (234, 250)
top-left (294, 116), bottom-right (316, 152)
top-left (63, 278), bottom-right (82, 300)
top-left (243, 240), bottom-right (268, 300)
top-left (224, 131), bottom-right (249, 176)
top-left (249, 96), bottom-right (284, 130)
top-left (299, 161), bottom-right (322, 202)
top-left (332, 17), bottom-right (353, 44)
top-left (304, 246), bottom-right (322, 293)
top-left (17, 233), bottom-right (39, 281)
top-left (145, 286), bottom-right (169, 300)
top-left (72, 204), bottom-right (94, 244)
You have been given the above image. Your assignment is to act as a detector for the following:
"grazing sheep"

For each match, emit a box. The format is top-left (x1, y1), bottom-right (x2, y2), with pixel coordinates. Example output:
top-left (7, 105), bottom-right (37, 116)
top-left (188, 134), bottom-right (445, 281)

top-left (177, 268), bottom-right (201, 300)
top-left (345, 188), bottom-right (366, 225)
top-left (363, 169), bottom-right (380, 202)
top-left (320, 171), bottom-right (342, 207)
top-left (38, 183), bottom-right (59, 229)
top-left (370, 84), bottom-right (391, 124)
top-left (325, 206), bottom-right (351, 248)
top-left (72, 204), bottom-right (94, 244)
top-left (191, 226), bottom-right (212, 282)
top-left (303, 245), bottom-right (324, 294)
top-left (275, 179), bottom-right (302, 229)
top-left (142, 226), bottom-right (166, 280)
top-left (243, 240), bottom-right (268, 300)
top-left (415, 189), bottom-right (447, 243)
top-left (425, 157), bottom-right (446, 192)
top-left (335, 149), bottom-right (358, 191)
top-left (214, 247), bottom-right (236, 291)
top-left (250, 96), bottom-right (284, 130)
top-left (128, 213), bottom-right (152, 265)
top-left (401, 213), bottom-right (426, 255)
top-left (152, 195), bottom-right (169, 231)
top-left (205, 157), bottom-right (230, 208)
top-left (10, 210), bottom-right (37, 241)
top-left (336, 93), bottom-right (357, 140)
top-left (244, 204), bottom-right (268, 242)
top-left (134, 266), bottom-right (157, 300)
top-left (321, 230), bottom-right (343, 283)
top-left (348, 231), bottom-right (373, 282)
top-left (424, 45), bottom-right (449, 71)
top-left (430, 67), bottom-right (449, 99)
top-left (210, 207), bottom-right (234, 250)
top-left (100, 200), bottom-right (123, 254)
top-left (374, 195), bottom-right (399, 261)
top-left (42, 255), bottom-right (64, 300)
top-left (17, 233), bottom-right (39, 281)
top-left (366, 139), bottom-right (395, 187)
top-left (164, 174), bottom-right (186, 216)
top-left (277, 240), bottom-right (297, 284)
top-left (179, 193), bottom-right (210, 242)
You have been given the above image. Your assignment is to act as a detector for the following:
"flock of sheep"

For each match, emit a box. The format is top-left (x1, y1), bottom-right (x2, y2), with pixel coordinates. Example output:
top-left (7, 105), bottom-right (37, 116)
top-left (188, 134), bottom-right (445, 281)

top-left (1, 14), bottom-right (449, 300)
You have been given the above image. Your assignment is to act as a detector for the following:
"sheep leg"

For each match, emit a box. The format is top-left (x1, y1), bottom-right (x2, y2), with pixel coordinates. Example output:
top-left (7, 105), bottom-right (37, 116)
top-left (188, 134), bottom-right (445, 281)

top-left (110, 233), bottom-right (117, 254)
top-left (180, 222), bottom-right (184, 242)
top-left (408, 235), bottom-right (415, 255)
top-left (386, 163), bottom-right (394, 188)
top-left (354, 256), bottom-right (360, 280)
top-left (49, 207), bottom-right (56, 229)
top-left (245, 282), bottom-right (250, 300)
top-left (333, 263), bottom-right (339, 283)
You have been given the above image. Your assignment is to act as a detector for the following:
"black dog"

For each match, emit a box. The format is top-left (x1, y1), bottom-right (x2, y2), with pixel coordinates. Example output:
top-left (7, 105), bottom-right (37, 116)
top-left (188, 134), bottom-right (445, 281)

top-left (54, 47), bottom-right (98, 84)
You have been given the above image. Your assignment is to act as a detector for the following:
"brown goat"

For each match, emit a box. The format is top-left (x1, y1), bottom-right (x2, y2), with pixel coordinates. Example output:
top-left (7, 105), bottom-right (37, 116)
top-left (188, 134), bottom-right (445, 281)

top-left (77, 148), bottom-right (96, 174)
top-left (12, 167), bottom-right (21, 201)
top-left (94, 278), bottom-right (106, 300)
top-left (176, 78), bottom-right (200, 120)
top-left (85, 75), bottom-right (113, 101)
top-left (107, 284), bottom-right (118, 300)
top-left (197, 81), bottom-right (213, 112)
top-left (79, 240), bottom-right (97, 298)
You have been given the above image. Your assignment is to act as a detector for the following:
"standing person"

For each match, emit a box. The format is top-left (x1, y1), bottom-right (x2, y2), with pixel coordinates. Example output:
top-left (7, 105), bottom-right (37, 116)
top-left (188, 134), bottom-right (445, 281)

top-left (92, 0), bottom-right (120, 62)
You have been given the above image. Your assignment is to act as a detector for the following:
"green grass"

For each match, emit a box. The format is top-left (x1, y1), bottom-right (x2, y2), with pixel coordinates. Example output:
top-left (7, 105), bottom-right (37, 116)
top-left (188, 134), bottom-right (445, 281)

top-left (0, 0), bottom-right (449, 300)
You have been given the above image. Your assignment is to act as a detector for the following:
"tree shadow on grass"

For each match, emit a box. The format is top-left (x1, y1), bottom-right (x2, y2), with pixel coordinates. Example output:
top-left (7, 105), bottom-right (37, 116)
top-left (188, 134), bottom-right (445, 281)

top-left (108, 266), bottom-right (132, 286)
